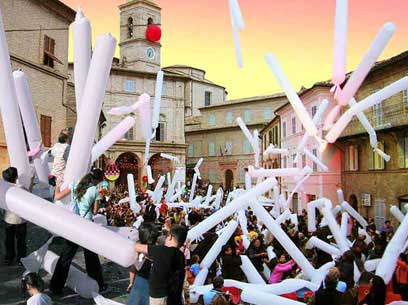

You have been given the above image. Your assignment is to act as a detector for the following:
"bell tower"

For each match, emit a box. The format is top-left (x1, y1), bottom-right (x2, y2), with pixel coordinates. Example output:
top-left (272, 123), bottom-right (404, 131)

top-left (118, 0), bottom-right (161, 72)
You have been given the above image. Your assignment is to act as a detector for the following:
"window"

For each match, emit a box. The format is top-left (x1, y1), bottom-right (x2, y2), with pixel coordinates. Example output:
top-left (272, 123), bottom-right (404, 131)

top-left (264, 108), bottom-right (273, 120)
top-left (208, 114), bottom-right (216, 126)
top-left (124, 80), bottom-right (136, 92)
top-left (188, 143), bottom-right (194, 157)
top-left (43, 35), bottom-right (58, 68)
top-left (291, 117), bottom-right (297, 134)
top-left (127, 17), bottom-right (134, 38)
top-left (40, 115), bottom-right (52, 147)
top-left (273, 126), bottom-right (279, 144)
top-left (311, 105), bottom-right (317, 118)
top-left (155, 123), bottom-right (165, 142)
top-left (292, 153), bottom-right (297, 167)
top-left (302, 154), bottom-right (306, 168)
top-left (403, 87), bottom-right (408, 107)
top-left (283, 156), bottom-right (287, 168)
top-left (374, 199), bottom-right (386, 229)
top-left (373, 103), bottom-right (383, 127)
top-left (208, 169), bottom-right (216, 183)
top-left (205, 91), bottom-right (212, 106)
top-left (243, 139), bottom-right (251, 154)
top-left (244, 110), bottom-right (251, 123)
top-left (312, 149), bottom-right (318, 171)
top-left (226, 141), bottom-right (233, 155)
top-left (124, 128), bottom-right (134, 140)
top-left (346, 145), bottom-right (358, 171)
top-left (282, 121), bottom-right (287, 138)
top-left (268, 130), bottom-right (273, 145)
top-left (240, 169), bottom-right (246, 183)
top-left (226, 112), bottom-right (233, 124)
top-left (397, 136), bottom-right (408, 168)
top-left (208, 142), bottom-right (215, 156)
top-left (368, 142), bottom-right (385, 170)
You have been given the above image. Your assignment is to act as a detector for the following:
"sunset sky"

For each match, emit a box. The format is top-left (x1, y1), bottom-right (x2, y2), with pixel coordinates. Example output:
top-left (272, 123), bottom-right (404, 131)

top-left (61, 0), bottom-right (408, 100)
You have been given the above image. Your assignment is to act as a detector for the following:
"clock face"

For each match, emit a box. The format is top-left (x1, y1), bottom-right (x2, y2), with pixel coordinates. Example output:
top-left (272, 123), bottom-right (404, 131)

top-left (146, 47), bottom-right (156, 60)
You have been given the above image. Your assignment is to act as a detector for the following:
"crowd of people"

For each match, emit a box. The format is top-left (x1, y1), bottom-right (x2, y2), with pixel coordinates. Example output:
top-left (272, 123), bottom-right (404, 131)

top-left (1, 130), bottom-right (408, 305)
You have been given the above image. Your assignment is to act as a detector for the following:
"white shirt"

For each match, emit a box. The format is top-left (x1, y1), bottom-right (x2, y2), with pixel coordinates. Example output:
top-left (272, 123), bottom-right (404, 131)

top-left (50, 142), bottom-right (68, 180)
top-left (27, 293), bottom-right (52, 305)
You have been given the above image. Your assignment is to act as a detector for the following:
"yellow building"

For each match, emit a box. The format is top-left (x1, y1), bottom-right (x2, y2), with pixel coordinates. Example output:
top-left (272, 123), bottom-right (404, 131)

top-left (0, 0), bottom-right (75, 172)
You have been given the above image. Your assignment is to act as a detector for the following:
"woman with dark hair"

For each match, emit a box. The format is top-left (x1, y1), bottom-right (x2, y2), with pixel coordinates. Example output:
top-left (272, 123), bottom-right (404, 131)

top-left (22, 272), bottom-right (52, 305)
top-left (128, 223), bottom-right (159, 305)
top-left (246, 238), bottom-right (268, 274)
top-left (359, 275), bottom-right (386, 305)
top-left (220, 244), bottom-right (246, 281)
top-left (49, 169), bottom-right (106, 296)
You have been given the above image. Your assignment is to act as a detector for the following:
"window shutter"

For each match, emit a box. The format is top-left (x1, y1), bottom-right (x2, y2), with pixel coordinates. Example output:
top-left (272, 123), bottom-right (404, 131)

top-left (50, 38), bottom-right (55, 55)
top-left (354, 145), bottom-right (359, 170)
top-left (160, 123), bottom-right (165, 141)
top-left (397, 137), bottom-right (405, 168)
top-left (368, 144), bottom-right (374, 170)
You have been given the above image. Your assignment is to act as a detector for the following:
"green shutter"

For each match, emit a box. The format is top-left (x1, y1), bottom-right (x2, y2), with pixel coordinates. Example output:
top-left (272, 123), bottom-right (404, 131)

top-left (397, 137), bottom-right (405, 168)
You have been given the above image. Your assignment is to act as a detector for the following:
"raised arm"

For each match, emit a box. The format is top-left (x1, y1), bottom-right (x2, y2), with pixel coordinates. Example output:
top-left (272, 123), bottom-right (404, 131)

top-left (54, 184), bottom-right (71, 201)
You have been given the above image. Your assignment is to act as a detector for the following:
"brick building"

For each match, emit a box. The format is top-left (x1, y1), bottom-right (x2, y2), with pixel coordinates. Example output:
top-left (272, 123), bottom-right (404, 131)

top-left (338, 50), bottom-right (408, 225)
top-left (0, 0), bottom-right (75, 172)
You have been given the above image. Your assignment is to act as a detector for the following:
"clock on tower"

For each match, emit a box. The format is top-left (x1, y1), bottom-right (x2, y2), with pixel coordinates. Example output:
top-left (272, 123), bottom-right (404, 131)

top-left (118, 0), bottom-right (161, 73)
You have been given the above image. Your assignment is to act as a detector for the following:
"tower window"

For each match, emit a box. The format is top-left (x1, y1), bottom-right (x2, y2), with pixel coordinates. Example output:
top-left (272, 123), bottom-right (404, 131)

top-left (147, 17), bottom-right (154, 25)
top-left (127, 17), bottom-right (134, 38)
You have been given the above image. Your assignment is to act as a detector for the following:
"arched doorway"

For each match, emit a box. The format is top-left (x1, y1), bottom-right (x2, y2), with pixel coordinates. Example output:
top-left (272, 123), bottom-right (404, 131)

top-left (225, 169), bottom-right (234, 191)
top-left (349, 194), bottom-right (358, 212)
top-left (115, 152), bottom-right (139, 187)
top-left (148, 153), bottom-right (173, 180)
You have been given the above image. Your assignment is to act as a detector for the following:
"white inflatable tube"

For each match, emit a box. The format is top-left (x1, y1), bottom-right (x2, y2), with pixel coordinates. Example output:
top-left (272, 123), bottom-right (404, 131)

top-left (267, 246), bottom-right (277, 261)
top-left (263, 144), bottom-right (289, 158)
top-left (337, 22), bottom-right (396, 106)
top-left (229, 0), bottom-right (244, 29)
top-left (127, 174), bottom-right (140, 213)
top-left (240, 255), bottom-right (265, 284)
top-left (303, 148), bottom-right (328, 171)
top-left (332, 205), bottom-right (342, 217)
top-left (341, 212), bottom-right (349, 238)
top-left (265, 53), bottom-right (317, 137)
top-left (194, 268), bottom-right (208, 286)
top-left (306, 236), bottom-right (341, 257)
top-left (152, 70), bottom-right (164, 131)
top-left (160, 153), bottom-right (180, 163)
top-left (73, 8), bottom-right (91, 114)
top-left (238, 210), bottom-right (249, 236)
top-left (307, 199), bottom-right (324, 232)
top-left (259, 279), bottom-right (320, 294)
top-left (390, 205), bottom-right (405, 223)
top-left (43, 250), bottom-right (99, 299)
top-left (295, 100), bottom-right (329, 163)
top-left (213, 188), bottom-right (223, 210)
top-left (64, 34), bottom-right (116, 187)
top-left (349, 98), bottom-right (377, 148)
top-left (187, 178), bottom-right (277, 241)
top-left (202, 184), bottom-right (213, 207)
top-left (276, 209), bottom-right (291, 225)
top-left (286, 173), bottom-right (311, 208)
top-left (201, 220), bottom-right (238, 269)
top-left (248, 165), bottom-right (312, 178)
top-left (13, 71), bottom-right (49, 183)
top-left (319, 199), bottom-right (349, 253)
top-left (326, 77), bottom-right (408, 143)
top-left (337, 189), bottom-right (345, 204)
top-left (236, 117), bottom-right (256, 146)
top-left (0, 181), bottom-right (136, 267)
top-left (138, 93), bottom-right (152, 141)
top-left (242, 289), bottom-right (304, 305)
top-left (91, 117), bottom-right (135, 162)
top-left (253, 129), bottom-right (260, 167)
top-left (189, 173), bottom-right (198, 202)
top-left (332, 0), bottom-right (348, 85)
top-left (194, 158), bottom-right (204, 173)
top-left (365, 258), bottom-right (381, 272)
top-left (146, 165), bottom-right (154, 184)
top-left (341, 201), bottom-right (368, 228)
top-left (249, 201), bottom-right (316, 279)
top-left (228, 0), bottom-right (243, 68)
top-left (245, 172), bottom-right (252, 190)
top-left (152, 175), bottom-right (165, 204)
top-left (0, 13), bottom-right (30, 186)
top-left (376, 213), bottom-right (408, 283)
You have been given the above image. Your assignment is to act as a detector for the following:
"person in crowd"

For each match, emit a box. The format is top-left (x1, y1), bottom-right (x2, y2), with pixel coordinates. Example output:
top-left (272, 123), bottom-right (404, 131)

top-left (190, 254), bottom-right (201, 277)
top-left (336, 250), bottom-right (355, 289)
top-left (200, 276), bottom-right (230, 305)
top-left (220, 244), bottom-right (245, 282)
top-left (144, 199), bottom-right (157, 223)
top-left (22, 272), bottom-right (52, 305)
top-left (313, 268), bottom-right (344, 305)
top-left (49, 168), bottom-right (106, 295)
top-left (246, 238), bottom-right (268, 273)
top-left (49, 131), bottom-right (70, 184)
top-left (379, 220), bottom-right (393, 234)
top-left (358, 275), bottom-right (386, 305)
top-left (268, 254), bottom-right (296, 284)
top-left (128, 223), bottom-right (159, 305)
top-left (3, 167), bottom-right (33, 265)
top-left (135, 225), bottom-right (188, 305)
top-left (394, 252), bottom-right (408, 300)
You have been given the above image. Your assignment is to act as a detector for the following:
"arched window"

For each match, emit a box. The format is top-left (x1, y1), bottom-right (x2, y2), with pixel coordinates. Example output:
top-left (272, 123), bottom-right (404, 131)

top-left (147, 17), bottom-right (154, 25)
top-left (127, 17), bottom-right (134, 38)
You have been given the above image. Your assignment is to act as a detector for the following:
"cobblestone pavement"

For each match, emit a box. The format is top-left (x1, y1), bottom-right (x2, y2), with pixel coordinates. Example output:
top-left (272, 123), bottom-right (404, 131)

top-left (0, 219), bottom-right (131, 305)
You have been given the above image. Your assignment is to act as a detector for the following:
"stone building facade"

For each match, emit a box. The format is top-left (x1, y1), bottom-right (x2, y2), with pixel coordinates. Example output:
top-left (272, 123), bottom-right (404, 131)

top-left (185, 94), bottom-right (287, 190)
top-left (0, 0), bottom-right (75, 172)
top-left (337, 51), bottom-right (408, 225)
top-left (276, 83), bottom-right (342, 212)
top-left (67, 0), bottom-right (226, 185)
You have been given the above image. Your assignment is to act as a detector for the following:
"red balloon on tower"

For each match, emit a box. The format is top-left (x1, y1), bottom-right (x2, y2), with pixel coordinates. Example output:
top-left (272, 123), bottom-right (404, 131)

top-left (146, 25), bottom-right (161, 42)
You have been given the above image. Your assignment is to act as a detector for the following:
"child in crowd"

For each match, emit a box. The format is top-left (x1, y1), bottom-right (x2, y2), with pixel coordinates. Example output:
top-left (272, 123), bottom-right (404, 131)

top-left (22, 272), bottom-right (52, 305)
